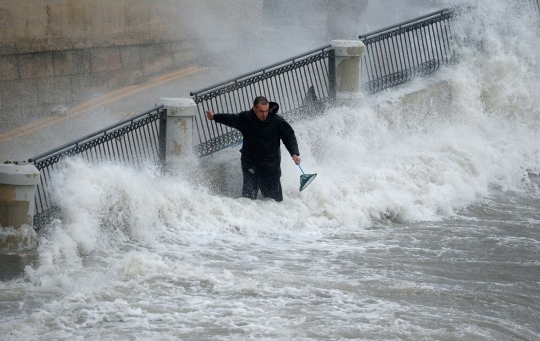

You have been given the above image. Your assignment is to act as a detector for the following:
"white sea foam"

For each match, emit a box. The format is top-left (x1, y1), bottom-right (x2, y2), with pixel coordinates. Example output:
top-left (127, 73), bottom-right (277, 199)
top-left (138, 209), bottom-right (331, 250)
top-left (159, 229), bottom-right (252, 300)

top-left (2, 1), bottom-right (540, 340)
top-left (27, 0), bottom-right (540, 258)
top-left (27, 1), bottom-right (540, 263)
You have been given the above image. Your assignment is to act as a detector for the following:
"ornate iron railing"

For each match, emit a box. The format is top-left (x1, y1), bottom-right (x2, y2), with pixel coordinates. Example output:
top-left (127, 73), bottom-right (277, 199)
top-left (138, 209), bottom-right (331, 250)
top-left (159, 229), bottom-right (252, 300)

top-left (28, 106), bottom-right (166, 229)
top-left (358, 1), bottom-right (540, 93)
top-left (189, 9), bottom-right (460, 156)
top-left (190, 46), bottom-right (336, 157)
top-left (359, 8), bottom-right (456, 94)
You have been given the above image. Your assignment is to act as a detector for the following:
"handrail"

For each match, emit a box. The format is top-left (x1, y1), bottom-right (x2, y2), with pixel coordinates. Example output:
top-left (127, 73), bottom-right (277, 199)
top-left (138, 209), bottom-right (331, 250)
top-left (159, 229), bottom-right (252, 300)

top-left (189, 44), bottom-right (332, 97)
top-left (358, 7), bottom-right (455, 40)
top-left (28, 105), bottom-right (164, 163)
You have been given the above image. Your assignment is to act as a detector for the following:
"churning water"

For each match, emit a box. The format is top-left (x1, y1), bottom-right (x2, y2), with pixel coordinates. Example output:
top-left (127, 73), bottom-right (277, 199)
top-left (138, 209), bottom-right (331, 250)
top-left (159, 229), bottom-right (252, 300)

top-left (2, 1), bottom-right (540, 340)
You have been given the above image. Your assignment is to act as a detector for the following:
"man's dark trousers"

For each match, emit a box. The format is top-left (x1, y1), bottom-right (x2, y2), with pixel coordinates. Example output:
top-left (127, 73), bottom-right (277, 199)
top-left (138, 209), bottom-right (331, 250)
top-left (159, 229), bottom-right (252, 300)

top-left (241, 166), bottom-right (283, 202)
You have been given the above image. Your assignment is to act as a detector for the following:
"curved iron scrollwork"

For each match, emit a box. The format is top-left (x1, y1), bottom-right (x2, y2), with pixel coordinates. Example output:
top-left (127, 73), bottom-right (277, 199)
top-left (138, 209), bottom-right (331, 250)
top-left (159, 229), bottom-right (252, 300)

top-left (361, 10), bottom-right (455, 95)
top-left (192, 49), bottom-right (334, 157)
top-left (363, 12), bottom-right (454, 46)
top-left (195, 130), bottom-right (244, 157)
top-left (35, 112), bottom-right (163, 171)
top-left (363, 60), bottom-right (440, 93)
top-left (193, 50), bottom-right (330, 104)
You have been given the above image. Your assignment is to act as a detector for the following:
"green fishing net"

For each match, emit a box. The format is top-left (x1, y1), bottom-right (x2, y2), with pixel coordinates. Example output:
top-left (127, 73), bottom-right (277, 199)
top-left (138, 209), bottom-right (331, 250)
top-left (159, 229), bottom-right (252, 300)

top-left (299, 173), bottom-right (317, 191)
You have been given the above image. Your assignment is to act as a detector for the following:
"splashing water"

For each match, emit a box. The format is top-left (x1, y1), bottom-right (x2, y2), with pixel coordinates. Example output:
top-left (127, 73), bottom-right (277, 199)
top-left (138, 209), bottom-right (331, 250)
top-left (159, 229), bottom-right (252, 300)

top-left (1, 1), bottom-right (540, 340)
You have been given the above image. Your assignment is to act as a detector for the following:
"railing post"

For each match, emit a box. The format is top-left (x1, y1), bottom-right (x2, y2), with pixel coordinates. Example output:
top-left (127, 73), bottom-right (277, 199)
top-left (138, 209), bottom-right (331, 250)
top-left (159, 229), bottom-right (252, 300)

top-left (158, 109), bottom-right (167, 165)
top-left (330, 40), bottom-right (366, 102)
top-left (156, 98), bottom-right (197, 165)
top-left (0, 161), bottom-right (40, 280)
top-left (328, 49), bottom-right (337, 104)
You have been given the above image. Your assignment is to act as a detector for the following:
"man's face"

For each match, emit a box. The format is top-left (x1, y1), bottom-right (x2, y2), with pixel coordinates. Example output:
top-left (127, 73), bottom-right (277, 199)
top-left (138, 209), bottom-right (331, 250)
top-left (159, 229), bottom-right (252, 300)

top-left (253, 103), bottom-right (270, 121)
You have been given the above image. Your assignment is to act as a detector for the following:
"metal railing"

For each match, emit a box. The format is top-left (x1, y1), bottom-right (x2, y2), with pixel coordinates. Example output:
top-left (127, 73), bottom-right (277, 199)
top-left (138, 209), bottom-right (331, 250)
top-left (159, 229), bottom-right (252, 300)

top-left (28, 106), bottom-right (166, 229)
top-left (189, 8), bottom-right (460, 156)
top-left (358, 0), bottom-right (540, 94)
top-left (359, 8), bottom-right (456, 94)
top-left (190, 46), bottom-right (336, 157)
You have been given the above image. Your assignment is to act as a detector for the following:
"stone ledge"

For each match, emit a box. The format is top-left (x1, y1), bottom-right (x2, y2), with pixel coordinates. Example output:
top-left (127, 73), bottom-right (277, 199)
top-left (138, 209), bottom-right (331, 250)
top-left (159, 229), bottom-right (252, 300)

top-left (19, 52), bottom-right (55, 79)
top-left (91, 47), bottom-right (122, 73)
top-left (0, 55), bottom-right (19, 81)
top-left (120, 45), bottom-right (142, 70)
top-left (53, 50), bottom-right (91, 76)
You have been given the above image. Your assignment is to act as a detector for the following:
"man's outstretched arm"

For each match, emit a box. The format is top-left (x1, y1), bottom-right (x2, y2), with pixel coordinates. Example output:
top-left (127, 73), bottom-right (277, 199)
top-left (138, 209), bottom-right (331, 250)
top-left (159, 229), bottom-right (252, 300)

top-left (206, 110), bottom-right (239, 129)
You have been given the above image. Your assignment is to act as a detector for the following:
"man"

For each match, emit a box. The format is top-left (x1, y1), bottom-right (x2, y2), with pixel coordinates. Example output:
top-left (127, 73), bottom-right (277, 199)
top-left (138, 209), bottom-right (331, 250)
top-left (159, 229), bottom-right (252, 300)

top-left (206, 96), bottom-right (301, 202)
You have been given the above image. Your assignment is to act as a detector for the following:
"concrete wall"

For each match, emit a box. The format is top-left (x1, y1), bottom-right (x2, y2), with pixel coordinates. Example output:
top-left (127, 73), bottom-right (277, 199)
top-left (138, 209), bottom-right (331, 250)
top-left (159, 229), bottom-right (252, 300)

top-left (0, 0), bottom-right (262, 55)
top-left (0, 0), bottom-right (263, 132)
top-left (0, 41), bottom-right (199, 128)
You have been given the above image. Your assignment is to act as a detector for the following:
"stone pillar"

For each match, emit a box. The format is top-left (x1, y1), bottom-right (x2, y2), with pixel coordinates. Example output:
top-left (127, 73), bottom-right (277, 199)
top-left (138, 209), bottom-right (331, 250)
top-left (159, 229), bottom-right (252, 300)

top-left (331, 40), bottom-right (366, 101)
top-left (156, 98), bottom-right (197, 162)
top-left (0, 161), bottom-right (40, 280)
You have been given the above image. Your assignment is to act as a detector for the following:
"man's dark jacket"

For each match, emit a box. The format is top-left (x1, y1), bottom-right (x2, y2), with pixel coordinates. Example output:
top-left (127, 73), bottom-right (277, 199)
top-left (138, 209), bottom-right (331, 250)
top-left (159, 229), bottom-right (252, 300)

top-left (214, 102), bottom-right (300, 178)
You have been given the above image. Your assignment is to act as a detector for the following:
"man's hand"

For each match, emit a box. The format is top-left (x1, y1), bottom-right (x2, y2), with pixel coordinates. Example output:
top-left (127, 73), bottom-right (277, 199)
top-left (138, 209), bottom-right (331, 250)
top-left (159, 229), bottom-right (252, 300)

top-left (206, 110), bottom-right (215, 120)
top-left (292, 154), bottom-right (301, 165)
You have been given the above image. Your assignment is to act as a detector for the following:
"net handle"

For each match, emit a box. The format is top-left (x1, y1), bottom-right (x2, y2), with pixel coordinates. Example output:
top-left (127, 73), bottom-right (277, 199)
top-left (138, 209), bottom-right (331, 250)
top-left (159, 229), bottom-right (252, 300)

top-left (298, 164), bottom-right (305, 175)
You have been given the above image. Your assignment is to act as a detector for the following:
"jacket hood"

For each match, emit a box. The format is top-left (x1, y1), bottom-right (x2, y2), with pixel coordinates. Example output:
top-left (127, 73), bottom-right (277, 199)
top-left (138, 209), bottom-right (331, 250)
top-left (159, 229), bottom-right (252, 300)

top-left (268, 102), bottom-right (279, 116)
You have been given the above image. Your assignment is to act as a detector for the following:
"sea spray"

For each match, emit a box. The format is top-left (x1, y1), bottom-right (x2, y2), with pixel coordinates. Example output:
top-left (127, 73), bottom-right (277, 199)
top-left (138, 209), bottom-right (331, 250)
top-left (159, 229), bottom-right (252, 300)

top-left (1, 1), bottom-right (539, 339)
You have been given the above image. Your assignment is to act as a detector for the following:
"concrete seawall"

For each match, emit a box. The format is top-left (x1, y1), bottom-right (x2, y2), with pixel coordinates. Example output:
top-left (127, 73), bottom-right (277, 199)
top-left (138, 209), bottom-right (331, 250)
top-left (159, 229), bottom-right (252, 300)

top-left (0, 0), bottom-right (263, 132)
top-left (0, 40), bottom-right (199, 129)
